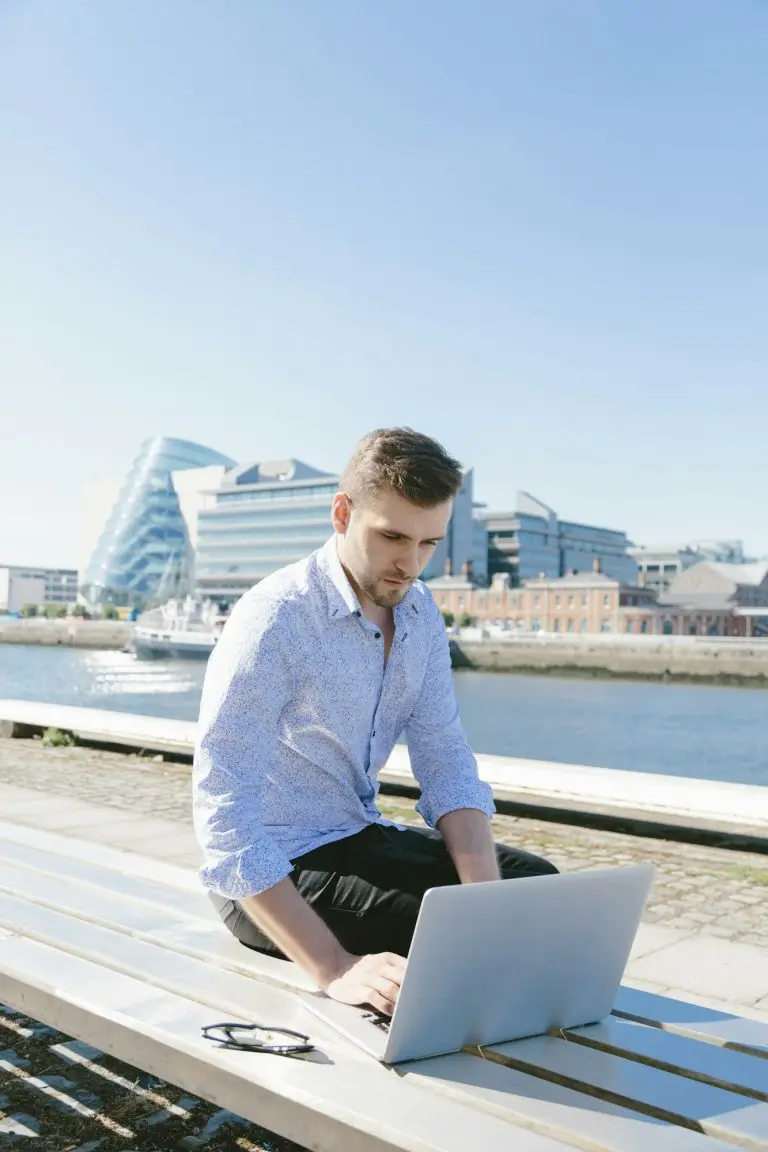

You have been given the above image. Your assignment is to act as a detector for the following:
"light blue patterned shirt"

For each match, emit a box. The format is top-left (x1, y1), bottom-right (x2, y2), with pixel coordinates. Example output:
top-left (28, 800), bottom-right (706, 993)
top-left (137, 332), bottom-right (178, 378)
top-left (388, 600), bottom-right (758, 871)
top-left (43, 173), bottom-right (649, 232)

top-left (193, 535), bottom-right (495, 899)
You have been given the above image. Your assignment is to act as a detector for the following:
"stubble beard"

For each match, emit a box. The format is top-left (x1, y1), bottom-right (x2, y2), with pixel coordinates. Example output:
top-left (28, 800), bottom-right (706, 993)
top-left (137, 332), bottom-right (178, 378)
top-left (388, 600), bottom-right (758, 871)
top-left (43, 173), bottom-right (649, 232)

top-left (359, 576), bottom-right (410, 610)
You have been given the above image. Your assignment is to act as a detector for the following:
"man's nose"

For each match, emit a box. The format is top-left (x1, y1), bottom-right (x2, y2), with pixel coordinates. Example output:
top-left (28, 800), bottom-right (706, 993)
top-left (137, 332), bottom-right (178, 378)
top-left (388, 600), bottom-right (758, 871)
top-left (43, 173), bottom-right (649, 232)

top-left (396, 547), bottom-right (421, 578)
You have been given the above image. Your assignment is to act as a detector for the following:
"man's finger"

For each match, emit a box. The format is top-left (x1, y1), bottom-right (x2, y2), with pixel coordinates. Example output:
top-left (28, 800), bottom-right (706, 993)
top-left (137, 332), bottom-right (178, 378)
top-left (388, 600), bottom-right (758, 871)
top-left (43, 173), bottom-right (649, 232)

top-left (369, 991), bottom-right (396, 1016)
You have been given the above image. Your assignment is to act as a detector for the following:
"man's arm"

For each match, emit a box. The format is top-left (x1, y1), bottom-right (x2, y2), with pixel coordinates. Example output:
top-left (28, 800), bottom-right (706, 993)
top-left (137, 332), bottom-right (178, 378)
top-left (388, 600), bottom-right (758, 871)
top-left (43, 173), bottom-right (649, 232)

top-left (241, 880), bottom-right (405, 1015)
top-left (404, 602), bottom-right (496, 861)
top-left (437, 808), bottom-right (500, 883)
top-left (194, 593), bottom-right (405, 1013)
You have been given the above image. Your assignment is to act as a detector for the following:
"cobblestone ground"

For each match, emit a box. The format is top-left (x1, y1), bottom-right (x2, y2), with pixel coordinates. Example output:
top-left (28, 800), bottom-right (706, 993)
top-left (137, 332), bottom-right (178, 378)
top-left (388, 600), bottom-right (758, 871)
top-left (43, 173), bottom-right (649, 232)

top-left (1, 739), bottom-right (767, 1149)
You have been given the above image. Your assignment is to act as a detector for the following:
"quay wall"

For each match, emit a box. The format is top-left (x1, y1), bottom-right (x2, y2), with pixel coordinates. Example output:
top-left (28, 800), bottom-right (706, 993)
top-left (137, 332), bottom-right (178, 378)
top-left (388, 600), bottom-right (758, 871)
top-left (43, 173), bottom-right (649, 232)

top-left (0, 619), bottom-right (131, 649)
top-left (450, 635), bottom-right (768, 685)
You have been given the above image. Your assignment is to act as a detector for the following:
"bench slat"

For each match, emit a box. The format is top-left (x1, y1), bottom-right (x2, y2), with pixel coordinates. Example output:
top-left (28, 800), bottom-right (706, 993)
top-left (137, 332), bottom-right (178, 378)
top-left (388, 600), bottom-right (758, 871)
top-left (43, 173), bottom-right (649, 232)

top-left (0, 891), bottom-right (314, 1025)
top-left (0, 856), bottom-right (314, 991)
top-left (0, 834), bottom-right (213, 922)
top-left (486, 1032), bottom-right (768, 1148)
top-left (0, 818), bottom-right (198, 891)
top-left (563, 1018), bottom-right (768, 1100)
top-left (0, 933), bottom-right (574, 1152)
top-left (614, 987), bottom-right (768, 1058)
top-left (405, 1052), bottom-right (739, 1152)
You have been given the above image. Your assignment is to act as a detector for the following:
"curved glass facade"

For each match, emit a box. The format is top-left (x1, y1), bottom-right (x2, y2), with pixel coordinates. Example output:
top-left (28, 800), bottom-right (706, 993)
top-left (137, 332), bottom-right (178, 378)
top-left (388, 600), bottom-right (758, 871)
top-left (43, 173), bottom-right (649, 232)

top-left (82, 437), bottom-right (234, 608)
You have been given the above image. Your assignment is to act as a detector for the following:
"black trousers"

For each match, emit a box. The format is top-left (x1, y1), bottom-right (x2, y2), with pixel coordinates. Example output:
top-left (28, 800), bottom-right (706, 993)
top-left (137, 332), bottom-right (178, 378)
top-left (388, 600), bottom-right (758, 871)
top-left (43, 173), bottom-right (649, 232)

top-left (210, 823), bottom-right (558, 959)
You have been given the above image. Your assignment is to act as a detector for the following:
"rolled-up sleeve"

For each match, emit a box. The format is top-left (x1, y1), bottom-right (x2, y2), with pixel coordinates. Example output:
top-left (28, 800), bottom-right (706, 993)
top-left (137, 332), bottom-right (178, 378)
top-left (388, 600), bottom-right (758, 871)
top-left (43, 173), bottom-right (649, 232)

top-left (404, 604), bottom-right (495, 828)
top-left (193, 593), bottom-right (295, 899)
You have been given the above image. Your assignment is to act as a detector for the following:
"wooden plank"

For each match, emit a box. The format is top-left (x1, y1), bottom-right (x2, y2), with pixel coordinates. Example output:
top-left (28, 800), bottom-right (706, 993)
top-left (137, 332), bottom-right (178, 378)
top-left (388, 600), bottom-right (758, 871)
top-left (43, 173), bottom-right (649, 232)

top-left (0, 842), bottom-right (213, 922)
top-left (485, 1032), bottom-right (768, 1149)
top-left (0, 857), bottom-right (313, 992)
top-left (0, 818), bottom-right (199, 891)
top-left (0, 892), bottom-right (313, 1019)
top-left (0, 933), bottom-right (573, 1152)
top-left (614, 987), bottom-right (768, 1058)
top-left (405, 1052), bottom-right (738, 1152)
top-left (564, 1018), bottom-right (768, 1100)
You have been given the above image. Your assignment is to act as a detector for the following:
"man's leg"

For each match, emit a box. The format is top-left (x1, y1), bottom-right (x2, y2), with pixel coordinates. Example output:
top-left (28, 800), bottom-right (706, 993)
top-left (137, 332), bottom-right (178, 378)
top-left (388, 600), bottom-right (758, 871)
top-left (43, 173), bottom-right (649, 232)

top-left (211, 823), bottom-right (557, 960)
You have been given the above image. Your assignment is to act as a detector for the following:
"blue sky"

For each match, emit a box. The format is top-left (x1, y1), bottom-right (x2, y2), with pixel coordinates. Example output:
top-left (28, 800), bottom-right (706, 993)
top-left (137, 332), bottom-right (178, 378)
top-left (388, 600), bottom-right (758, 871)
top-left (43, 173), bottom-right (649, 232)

top-left (2, 0), bottom-right (767, 568)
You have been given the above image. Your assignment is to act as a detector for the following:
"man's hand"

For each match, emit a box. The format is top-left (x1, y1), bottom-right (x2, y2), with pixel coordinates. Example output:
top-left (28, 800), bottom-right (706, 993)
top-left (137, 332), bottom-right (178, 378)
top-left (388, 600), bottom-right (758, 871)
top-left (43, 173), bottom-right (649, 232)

top-left (322, 952), bottom-right (407, 1016)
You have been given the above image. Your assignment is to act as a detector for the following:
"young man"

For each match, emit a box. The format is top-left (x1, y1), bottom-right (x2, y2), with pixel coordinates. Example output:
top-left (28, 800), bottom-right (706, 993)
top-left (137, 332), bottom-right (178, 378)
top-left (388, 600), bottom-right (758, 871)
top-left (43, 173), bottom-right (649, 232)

top-left (194, 428), bottom-right (557, 1016)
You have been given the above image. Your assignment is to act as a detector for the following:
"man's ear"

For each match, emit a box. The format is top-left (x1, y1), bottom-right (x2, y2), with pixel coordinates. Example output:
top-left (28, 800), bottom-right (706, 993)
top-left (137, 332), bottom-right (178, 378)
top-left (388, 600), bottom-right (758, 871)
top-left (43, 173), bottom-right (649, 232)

top-left (331, 491), bottom-right (352, 534)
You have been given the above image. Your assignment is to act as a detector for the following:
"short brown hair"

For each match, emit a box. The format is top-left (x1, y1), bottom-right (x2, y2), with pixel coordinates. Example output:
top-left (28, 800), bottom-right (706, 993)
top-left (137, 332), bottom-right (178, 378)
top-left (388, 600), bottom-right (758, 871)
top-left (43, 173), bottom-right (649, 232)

top-left (340, 427), bottom-right (464, 507)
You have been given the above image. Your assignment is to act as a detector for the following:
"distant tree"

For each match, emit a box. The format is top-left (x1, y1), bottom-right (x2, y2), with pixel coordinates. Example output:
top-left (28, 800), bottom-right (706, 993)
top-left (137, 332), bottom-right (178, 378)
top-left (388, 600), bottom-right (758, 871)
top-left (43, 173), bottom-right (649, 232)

top-left (441, 610), bottom-right (455, 627)
top-left (72, 604), bottom-right (88, 618)
top-left (102, 605), bottom-right (118, 620)
top-left (459, 612), bottom-right (473, 628)
top-left (20, 603), bottom-right (38, 618)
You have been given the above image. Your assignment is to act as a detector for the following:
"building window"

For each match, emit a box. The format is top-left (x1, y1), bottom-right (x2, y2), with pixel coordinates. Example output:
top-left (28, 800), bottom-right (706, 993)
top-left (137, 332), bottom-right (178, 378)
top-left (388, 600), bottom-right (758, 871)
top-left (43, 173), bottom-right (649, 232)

top-left (581, 593), bottom-right (588, 607)
top-left (554, 619), bottom-right (561, 632)
top-left (495, 595), bottom-right (501, 607)
top-left (568, 595), bottom-right (575, 608)
top-left (603, 594), bottom-right (610, 608)
top-left (625, 620), bottom-right (633, 633)
top-left (555, 595), bottom-right (561, 607)
top-left (600, 619), bottom-right (611, 633)
top-left (579, 619), bottom-right (588, 633)
top-left (534, 595), bottom-right (541, 609)
top-left (458, 596), bottom-right (464, 610)
top-left (641, 620), bottom-right (649, 634)
top-left (566, 618), bottom-right (574, 632)
top-left (440, 595), bottom-right (447, 606)
top-left (531, 617), bottom-right (541, 632)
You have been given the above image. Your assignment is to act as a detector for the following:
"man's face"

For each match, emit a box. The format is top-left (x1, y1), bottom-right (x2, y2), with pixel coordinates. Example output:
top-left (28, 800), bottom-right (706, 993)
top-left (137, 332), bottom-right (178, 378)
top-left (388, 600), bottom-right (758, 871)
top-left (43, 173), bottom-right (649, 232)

top-left (333, 488), bottom-right (451, 609)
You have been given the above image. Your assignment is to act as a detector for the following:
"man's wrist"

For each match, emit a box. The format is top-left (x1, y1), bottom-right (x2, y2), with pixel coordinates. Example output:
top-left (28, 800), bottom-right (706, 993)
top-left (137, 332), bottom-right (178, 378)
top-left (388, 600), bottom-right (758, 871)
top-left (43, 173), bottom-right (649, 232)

top-left (313, 945), bottom-right (356, 990)
top-left (457, 856), bottom-right (501, 884)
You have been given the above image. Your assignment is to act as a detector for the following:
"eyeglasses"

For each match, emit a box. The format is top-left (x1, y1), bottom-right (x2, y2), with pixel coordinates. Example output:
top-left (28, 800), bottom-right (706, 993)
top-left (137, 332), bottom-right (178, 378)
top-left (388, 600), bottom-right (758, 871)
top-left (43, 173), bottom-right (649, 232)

top-left (201, 1022), bottom-right (315, 1056)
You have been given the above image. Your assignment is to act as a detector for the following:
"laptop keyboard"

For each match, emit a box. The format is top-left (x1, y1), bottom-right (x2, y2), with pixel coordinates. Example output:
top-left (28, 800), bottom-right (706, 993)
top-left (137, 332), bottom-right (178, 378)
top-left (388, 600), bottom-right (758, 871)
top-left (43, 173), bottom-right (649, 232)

top-left (362, 1011), bottom-right (390, 1034)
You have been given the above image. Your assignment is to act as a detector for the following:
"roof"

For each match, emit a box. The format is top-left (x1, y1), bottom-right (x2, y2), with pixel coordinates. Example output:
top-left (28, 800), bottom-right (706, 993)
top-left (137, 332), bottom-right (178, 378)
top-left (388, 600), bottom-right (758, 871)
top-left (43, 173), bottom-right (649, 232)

top-left (524, 571), bottom-right (620, 589)
top-left (425, 574), bottom-right (479, 591)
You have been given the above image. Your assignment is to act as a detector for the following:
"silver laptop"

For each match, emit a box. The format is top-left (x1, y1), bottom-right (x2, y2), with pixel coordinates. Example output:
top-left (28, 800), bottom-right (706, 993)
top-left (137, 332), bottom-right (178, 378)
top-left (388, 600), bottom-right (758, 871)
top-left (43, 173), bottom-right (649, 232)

top-left (303, 863), bottom-right (654, 1064)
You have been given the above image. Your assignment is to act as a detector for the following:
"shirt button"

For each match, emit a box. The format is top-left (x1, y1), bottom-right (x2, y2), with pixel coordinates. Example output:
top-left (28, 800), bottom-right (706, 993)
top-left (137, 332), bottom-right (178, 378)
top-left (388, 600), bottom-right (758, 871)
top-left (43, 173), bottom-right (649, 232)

top-left (374, 631), bottom-right (381, 639)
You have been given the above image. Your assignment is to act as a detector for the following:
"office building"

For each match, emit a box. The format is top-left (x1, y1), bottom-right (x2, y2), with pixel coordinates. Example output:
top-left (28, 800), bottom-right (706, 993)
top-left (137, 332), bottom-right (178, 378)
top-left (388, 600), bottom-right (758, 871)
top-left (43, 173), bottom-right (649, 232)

top-left (194, 459), bottom-right (339, 602)
top-left (422, 469), bottom-right (488, 585)
top-left (0, 566), bottom-right (78, 613)
top-left (81, 437), bottom-right (235, 608)
top-left (483, 491), bottom-right (637, 586)
top-left (631, 540), bottom-right (752, 596)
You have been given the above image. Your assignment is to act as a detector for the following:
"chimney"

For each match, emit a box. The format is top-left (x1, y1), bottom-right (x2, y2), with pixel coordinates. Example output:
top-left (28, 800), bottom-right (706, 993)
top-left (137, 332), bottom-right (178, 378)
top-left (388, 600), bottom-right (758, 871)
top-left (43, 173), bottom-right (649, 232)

top-left (444, 558), bottom-right (453, 577)
top-left (462, 559), bottom-right (473, 578)
top-left (593, 556), bottom-right (602, 574)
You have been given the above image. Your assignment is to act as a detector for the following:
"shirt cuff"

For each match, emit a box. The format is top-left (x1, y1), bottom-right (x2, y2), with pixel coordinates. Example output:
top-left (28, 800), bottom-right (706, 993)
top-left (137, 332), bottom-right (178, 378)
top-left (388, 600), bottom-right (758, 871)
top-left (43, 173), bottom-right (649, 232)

top-left (416, 778), bottom-right (496, 829)
top-left (198, 839), bottom-right (294, 900)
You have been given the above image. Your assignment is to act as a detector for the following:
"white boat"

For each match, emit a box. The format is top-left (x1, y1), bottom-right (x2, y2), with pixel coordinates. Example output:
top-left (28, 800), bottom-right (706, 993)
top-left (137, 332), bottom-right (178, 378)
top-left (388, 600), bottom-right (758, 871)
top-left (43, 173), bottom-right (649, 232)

top-left (131, 596), bottom-right (225, 660)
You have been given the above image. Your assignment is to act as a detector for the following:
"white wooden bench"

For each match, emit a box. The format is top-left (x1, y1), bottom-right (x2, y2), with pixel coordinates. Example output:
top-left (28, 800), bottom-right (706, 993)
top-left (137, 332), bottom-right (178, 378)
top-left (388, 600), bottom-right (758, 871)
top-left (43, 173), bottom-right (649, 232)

top-left (0, 818), bottom-right (766, 1152)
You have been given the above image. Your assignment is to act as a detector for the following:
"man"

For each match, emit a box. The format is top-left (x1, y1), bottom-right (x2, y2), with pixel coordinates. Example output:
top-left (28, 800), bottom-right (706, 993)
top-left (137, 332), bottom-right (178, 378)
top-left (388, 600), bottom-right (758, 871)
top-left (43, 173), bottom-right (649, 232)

top-left (194, 428), bottom-right (557, 1016)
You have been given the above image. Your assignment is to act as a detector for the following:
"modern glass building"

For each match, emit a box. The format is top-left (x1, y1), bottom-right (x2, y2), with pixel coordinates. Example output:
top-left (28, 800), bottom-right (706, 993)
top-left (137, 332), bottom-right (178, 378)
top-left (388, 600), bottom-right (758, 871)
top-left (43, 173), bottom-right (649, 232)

top-left (484, 491), bottom-right (637, 586)
top-left (81, 437), bottom-right (234, 608)
top-left (194, 459), bottom-right (339, 601)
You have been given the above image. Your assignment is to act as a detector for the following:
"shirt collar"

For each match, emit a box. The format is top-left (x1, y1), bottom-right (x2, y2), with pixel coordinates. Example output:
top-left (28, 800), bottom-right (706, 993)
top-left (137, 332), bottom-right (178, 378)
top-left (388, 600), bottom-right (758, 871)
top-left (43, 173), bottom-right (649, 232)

top-left (317, 535), bottom-right (420, 620)
top-left (318, 535), bottom-right (361, 619)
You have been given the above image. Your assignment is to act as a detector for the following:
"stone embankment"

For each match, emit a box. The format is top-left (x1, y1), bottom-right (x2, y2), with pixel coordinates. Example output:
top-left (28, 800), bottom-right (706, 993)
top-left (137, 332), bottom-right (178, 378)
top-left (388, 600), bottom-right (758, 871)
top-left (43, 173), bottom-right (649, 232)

top-left (0, 618), bottom-right (131, 649)
top-left (451, 635), bottom-right (768, 686)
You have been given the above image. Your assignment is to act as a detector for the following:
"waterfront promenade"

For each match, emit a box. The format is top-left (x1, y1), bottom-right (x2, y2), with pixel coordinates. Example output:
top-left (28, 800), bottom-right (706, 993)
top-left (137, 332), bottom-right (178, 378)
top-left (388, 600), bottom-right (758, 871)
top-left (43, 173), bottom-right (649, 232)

top-left (1, 738), bottom-right (767, 1148)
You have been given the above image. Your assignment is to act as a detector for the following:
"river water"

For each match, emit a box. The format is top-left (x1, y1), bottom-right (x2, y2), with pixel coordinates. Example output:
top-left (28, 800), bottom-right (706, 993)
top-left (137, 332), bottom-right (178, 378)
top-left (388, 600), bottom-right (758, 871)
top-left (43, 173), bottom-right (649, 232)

top-left (0, 645), bottom-right (766, 787)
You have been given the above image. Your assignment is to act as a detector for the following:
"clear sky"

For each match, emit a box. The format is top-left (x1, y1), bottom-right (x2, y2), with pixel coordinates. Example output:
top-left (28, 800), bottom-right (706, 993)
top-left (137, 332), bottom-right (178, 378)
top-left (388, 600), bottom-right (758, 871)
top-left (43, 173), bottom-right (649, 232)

top-left (2, 0), bottom-right (767, 569)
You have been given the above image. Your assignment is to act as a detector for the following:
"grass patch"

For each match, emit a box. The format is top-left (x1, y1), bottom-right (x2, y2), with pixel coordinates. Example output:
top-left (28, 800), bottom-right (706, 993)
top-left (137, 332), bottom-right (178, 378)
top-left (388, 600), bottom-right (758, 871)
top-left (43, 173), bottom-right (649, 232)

top-left (730, 864), bottom-right (768, 886)
top-left (41, 726), bottom-right (75, 747)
